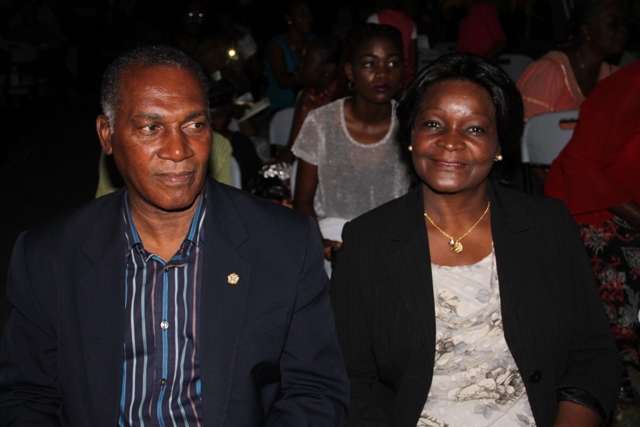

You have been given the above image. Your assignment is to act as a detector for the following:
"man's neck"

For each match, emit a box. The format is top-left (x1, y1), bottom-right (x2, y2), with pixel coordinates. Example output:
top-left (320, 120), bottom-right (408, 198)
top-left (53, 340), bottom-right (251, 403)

top-left (128, 194), bottom-right (203, 261)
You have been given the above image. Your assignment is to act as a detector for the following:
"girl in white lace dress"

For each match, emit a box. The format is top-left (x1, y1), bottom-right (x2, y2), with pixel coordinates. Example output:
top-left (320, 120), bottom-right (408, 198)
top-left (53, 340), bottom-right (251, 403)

top-left (292, 24), bottom-right (412, 266)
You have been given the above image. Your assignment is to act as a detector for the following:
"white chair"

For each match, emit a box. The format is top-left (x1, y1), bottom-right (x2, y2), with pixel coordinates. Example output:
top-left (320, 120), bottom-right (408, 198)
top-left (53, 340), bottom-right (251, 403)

top-left (268, 107), bottom-right (295, 149)
top-left (520, 110), bottom-right (579, 193)
top-left (498, 54), bottom-right (533, 83)
top-left (230, 156), bottom-right (242, 189)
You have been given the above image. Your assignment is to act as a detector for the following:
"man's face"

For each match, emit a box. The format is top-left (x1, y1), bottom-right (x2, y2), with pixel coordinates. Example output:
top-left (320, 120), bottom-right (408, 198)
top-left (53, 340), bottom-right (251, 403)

top-left (97, 65), bottom-right (212, 215)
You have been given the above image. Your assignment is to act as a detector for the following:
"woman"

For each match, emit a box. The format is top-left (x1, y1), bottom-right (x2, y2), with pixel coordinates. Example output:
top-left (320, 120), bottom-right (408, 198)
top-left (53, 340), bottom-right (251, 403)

top-left (545, 60), bottom-right (640, 402)
top-left (292, 24), bottom-right (411, 265)
top-left (517, 0), bottom-right (627, 121)
top-left (264, 0), bottom-right (314, 117)
top-left (331, 53), bottom-right (620, 426)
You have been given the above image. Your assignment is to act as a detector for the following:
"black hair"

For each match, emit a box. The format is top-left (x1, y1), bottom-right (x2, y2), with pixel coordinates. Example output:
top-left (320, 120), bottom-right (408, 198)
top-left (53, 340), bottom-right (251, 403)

top-left (396, 53), bottom-right (524, 179)
top-left (564, 0), bottom-right (627, 43)
top-left (100, 45), bottom-right (209, 131)
top-left (312, 35), bottom-right (343, 66)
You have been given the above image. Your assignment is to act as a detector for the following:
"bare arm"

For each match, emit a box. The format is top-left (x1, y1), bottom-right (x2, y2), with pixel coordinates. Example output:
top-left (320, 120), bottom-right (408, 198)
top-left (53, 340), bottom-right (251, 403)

top-left (266, 40), bottom-right (298, 89)
top-left (293, 159), bottom-right (340, 259)
top-left (609, 200), bottom-right (640, 229)
top-left (553, 401), bottom-right (601, 427)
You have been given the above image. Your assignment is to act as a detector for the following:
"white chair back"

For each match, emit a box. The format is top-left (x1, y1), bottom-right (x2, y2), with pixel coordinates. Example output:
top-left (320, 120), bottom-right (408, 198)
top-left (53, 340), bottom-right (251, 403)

top-left (521, 110), bottom-right (579, 192)
top-left (498, 54), bottom-right (533, 82)
top-left (268, 107), bottom-right (295, 148)
top-left (230, 156), bottom-right (242, 189)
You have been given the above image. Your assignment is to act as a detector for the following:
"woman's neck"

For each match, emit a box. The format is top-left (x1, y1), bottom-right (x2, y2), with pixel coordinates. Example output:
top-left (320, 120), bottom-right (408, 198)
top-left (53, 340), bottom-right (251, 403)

top-left (349, 95), bottom-right (393, 125)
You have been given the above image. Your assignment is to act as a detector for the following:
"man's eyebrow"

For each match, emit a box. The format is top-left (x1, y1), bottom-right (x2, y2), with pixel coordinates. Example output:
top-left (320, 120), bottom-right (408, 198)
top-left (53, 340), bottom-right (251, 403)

top-left (131, 112), bottom-right (162, 121)
top-left (185, 109), bottom-right (209, 121)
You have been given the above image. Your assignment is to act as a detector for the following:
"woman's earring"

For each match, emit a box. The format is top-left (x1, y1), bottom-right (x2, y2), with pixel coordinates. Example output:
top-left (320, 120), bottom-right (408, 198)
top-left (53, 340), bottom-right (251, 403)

top-left (348, 80), bottom-right (355, 91)
top-left (494, 154), bottom-right (503, 162)
top-left (408, 145), bottom-right (413, 152)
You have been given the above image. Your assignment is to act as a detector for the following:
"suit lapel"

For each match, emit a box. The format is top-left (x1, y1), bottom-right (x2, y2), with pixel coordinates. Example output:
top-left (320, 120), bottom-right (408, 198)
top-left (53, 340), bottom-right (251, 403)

top-left (383, 188), bottom-right (436, 354)
top-left (198, 181), bottom-right (251, 426)
top-left (75, 190), bottom-right (127, 423)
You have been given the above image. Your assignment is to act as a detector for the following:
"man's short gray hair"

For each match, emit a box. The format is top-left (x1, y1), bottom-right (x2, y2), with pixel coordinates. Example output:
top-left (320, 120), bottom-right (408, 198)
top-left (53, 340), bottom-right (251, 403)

top-left (100, 45), bottom-right (210, 132)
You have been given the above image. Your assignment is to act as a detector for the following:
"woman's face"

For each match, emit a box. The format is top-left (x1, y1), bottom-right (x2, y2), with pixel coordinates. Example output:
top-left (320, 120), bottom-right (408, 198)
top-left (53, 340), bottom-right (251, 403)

top-left (584, 1), bottom-right (628, 57)
top-left (411, 79), bottom-right (500, 196)
top-left (345, 36), bottom-right (402, 105)
top-left (298, 41), bottom-right (326, 87)
top-left (286, 2), bottom-right (313, 35)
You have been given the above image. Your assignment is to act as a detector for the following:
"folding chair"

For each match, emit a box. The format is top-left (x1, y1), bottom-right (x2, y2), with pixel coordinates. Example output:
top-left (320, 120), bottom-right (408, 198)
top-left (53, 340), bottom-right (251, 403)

top-left (268, 107), bottom-right (295, 150)
top-left (498, 54), bottom-right (533, 83)
top-left (520, 110), bottom-right (579, 193)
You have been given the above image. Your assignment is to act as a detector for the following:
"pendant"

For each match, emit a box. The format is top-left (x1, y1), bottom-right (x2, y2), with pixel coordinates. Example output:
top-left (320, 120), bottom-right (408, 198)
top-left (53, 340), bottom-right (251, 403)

top-left (449, 238), bottom-right (463, 254)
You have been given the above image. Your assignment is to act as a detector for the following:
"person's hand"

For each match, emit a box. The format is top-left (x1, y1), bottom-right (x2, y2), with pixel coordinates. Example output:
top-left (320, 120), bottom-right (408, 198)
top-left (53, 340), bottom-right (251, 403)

top-left (269, 148), bottom-right (295, 165)
top-left (322, 239), bottom-right (342, 261)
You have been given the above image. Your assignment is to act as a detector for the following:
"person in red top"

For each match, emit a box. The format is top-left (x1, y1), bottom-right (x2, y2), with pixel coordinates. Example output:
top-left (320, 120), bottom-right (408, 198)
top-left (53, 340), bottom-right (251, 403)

top-left (367, 0), bottom-right (418, 84)
top-left (545, 60), bottom-right (640, 402)
top-left (453, 0), bottom-right (507, 61)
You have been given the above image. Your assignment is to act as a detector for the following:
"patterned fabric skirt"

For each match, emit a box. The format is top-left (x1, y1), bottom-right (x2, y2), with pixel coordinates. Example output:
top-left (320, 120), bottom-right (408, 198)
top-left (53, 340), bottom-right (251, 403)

top-left (581, 216), bottom-right (640, 368)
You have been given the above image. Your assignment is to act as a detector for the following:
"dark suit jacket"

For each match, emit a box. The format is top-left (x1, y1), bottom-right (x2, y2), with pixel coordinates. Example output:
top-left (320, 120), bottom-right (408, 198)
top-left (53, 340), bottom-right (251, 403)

top-left (331, 182), bottom-right (621, 427)
top-left (0, 178), bottom-right (349, 426)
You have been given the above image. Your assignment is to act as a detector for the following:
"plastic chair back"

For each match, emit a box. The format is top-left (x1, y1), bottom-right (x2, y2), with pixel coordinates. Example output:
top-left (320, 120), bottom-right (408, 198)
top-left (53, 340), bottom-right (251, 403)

top-left (418, 49), bottom-right (441, 72)
top-left (268, 107), bottom-right (295, 148)
top-left (230, 156), bottom-right (242, 189)
top-left (498, 54), bottom-right (533, 82)
top-left (520, 110), bottom-right (579, 192)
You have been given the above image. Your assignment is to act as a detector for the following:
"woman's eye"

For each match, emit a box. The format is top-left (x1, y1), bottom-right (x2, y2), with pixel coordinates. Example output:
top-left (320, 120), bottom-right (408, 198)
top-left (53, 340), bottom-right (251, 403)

top-left (361, 61), bottom-right (374, 68)
top-left (424, 121), bottom-right (440, 128)
top-left (468, 126), bottom-right (484, 134)
top-left (389, 60), bottom-right (401, 68)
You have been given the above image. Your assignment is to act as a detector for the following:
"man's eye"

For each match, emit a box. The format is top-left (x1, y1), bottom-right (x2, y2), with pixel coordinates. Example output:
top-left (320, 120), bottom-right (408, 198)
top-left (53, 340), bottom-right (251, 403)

top-left (188, 122), bottom-right (206, 130)
top-left (143, 124), bottom-right (159, 131)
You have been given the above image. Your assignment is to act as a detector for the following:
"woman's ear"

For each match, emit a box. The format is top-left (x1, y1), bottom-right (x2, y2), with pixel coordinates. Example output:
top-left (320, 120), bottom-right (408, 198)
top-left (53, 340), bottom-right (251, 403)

top-left (344, 62), bottom-right (353, 82)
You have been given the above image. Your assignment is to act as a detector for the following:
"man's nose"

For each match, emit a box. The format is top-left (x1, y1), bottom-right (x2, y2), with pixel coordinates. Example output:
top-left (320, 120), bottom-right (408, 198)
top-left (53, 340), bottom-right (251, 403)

top-left (158, 128), bottom-right (194, 162)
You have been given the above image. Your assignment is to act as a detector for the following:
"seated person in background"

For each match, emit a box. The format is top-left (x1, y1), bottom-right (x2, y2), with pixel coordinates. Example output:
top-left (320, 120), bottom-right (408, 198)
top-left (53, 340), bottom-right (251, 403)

top-left (517, 0), bottom-right (627, 187)
top-left (264, 0), bottom-right (314, 117)
top-left (292, 24), bottom-right (411, 271)
top-left (210, 101), bottom-right (264, 190)
top-left (545, 59), bottom-right (640, 402)
top-left (453, 0), bottom-right (506, 61)
top-left (331, 52), bottom-right (621, 427)
top-left (367, 0), bottom-right (418, 84)
top-left (517, 0), bottom-right (627, 121)
top-left (275, 35), bottom-right (342, 164)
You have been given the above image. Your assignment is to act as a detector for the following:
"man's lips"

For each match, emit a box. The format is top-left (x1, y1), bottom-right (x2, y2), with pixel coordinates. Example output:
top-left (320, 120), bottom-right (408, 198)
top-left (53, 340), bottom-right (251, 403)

top-left (155, 171), bottom-right (195, 183)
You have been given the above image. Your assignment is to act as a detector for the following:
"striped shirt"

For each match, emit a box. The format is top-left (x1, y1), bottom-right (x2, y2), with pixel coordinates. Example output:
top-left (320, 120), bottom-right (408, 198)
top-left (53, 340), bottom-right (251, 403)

top-left (118, 194), bottom-right (206, 426)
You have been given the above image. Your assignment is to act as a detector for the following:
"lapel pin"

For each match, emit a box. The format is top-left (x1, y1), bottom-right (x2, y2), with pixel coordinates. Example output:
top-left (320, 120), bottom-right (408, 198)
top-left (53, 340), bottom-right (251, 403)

top-left (227, 273), bottom-right (240, 285)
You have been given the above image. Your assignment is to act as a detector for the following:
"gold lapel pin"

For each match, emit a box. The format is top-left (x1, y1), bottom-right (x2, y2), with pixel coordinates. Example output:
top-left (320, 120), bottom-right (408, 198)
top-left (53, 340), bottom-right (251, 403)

top-left (227, 273), bottom-right (240, 285)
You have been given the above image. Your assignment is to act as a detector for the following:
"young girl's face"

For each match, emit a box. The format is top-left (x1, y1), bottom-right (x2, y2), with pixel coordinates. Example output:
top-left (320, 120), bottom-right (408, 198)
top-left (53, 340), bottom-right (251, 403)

top-left (346, 36), bottom-right (403, 105)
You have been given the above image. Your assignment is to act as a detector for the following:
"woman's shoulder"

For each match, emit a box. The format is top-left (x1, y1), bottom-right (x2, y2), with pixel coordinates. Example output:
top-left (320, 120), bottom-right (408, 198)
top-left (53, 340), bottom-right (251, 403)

top-left (305, 98), bottom-right (344, 122)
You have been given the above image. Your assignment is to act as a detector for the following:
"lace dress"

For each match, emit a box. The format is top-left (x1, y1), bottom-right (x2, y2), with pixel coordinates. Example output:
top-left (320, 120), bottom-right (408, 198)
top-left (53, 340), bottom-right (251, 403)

top-left (418, 251), bottom-right (536, 427)
top-left (291, 98), bottom-right (411, 221)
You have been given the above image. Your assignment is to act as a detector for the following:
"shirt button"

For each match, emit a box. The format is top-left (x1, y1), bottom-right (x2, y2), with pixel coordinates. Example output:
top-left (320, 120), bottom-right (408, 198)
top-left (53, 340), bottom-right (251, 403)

top-left (160, 378), bottom-right (167, 386)
top-left (161, 320), bottom-right (169, 330)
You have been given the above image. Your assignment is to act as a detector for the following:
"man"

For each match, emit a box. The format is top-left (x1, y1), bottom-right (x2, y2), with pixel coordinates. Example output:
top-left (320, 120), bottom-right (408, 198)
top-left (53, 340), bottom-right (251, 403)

top-left (0, 46), bottom-right (349, 426)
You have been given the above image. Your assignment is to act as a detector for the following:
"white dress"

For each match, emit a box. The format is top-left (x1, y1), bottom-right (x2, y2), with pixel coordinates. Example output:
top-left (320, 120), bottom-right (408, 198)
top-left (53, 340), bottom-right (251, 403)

top-left (418, 251), bottom-right (536, 427)
top-left (292, 98), bottom-right (411, 224)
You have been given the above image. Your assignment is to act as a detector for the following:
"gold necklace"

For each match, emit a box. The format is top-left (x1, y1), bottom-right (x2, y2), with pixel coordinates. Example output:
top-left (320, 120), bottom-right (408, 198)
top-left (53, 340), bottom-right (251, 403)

top-left (423, 202), bottom-right (490, 254)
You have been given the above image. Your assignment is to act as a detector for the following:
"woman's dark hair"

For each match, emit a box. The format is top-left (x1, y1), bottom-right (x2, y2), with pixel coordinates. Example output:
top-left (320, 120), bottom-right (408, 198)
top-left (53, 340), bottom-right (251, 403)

top-left (334, 23), bottom-right (404, 100)
top-left (396, 53), bottom-right (524, 179)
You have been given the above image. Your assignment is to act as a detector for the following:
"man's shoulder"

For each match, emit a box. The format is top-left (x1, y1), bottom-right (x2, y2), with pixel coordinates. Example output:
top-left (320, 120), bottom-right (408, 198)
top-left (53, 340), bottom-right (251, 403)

top-left (207, 179), bottom-right (310, 231)
top-left (21, 190), bottom-right (124, 249)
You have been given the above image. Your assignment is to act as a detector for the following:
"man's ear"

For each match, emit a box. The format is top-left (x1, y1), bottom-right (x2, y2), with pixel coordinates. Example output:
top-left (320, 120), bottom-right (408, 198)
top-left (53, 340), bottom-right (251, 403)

top-left (96, 115), bottom-right (113, 155)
